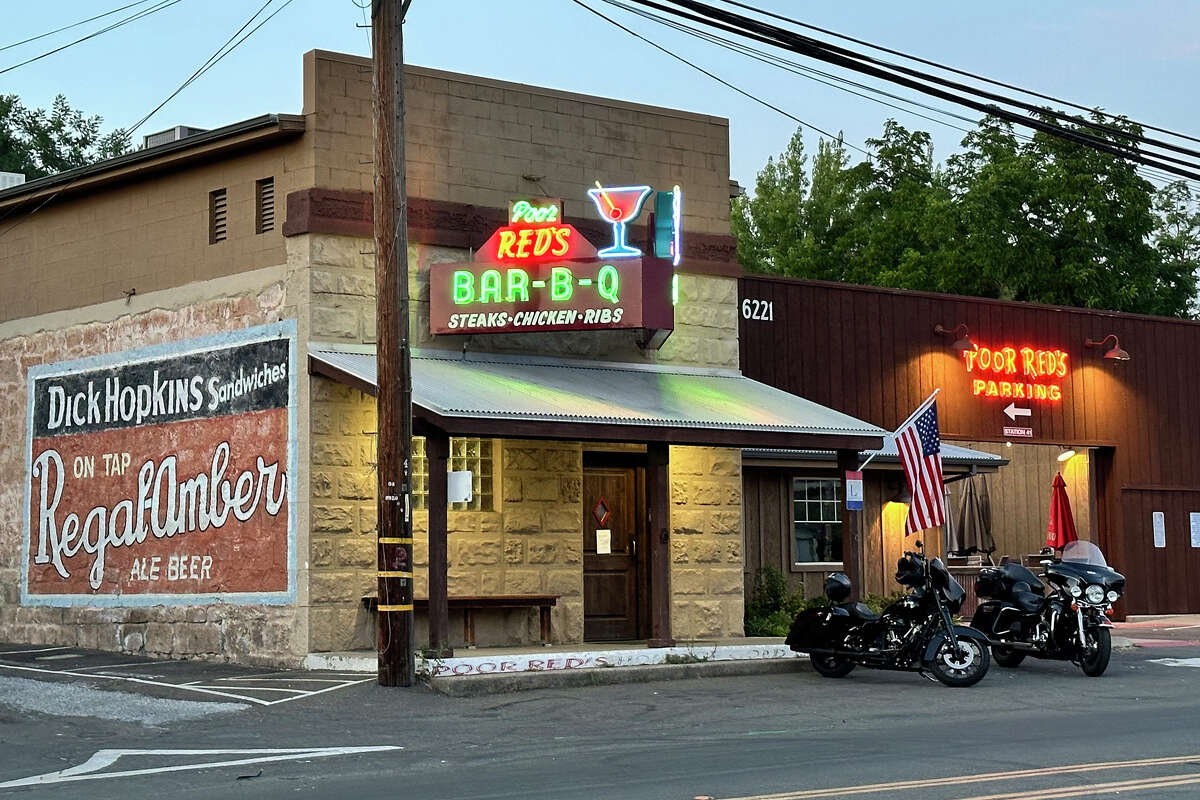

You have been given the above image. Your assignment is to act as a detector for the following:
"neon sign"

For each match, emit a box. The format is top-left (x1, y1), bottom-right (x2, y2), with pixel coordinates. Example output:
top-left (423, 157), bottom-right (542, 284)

top-left (587, 183), bottom-right (652, 258)
top-left (962, 345), bottom-right (1068, 401)
top-left (427, 183), bottom-right (679, 340)
top-left (653, 185), bottom-right (683, 266)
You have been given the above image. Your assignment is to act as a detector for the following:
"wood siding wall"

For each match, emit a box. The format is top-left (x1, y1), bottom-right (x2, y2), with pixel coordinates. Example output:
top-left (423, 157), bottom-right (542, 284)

top-left (740, 277), bottom-right (1200, 615)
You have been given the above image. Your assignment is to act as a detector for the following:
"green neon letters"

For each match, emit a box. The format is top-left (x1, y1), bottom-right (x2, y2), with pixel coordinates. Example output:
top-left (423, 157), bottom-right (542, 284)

top-left (453, 270), bottom-right (474, 304)
top-left (506, 269), bottom-right (529, 302)
top-left (598, 264), bottom-right (619, 303)
top-left (510, 200), bottom-right (559, 224)
top-left (480, 269), bottom-right (502, 303)
top-left (551, 267), bottom-right (573, 301)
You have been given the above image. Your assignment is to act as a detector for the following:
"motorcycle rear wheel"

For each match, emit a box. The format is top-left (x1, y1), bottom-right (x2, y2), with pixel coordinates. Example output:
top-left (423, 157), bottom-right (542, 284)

top-left (992, 646), bottom-right (1026, 668)
top-left (930, 637), bottom-right (990, 687)
top-left (809, 655), bottom-right (855, 678)
top-left (1080, 628), bottom-right (1112, 677)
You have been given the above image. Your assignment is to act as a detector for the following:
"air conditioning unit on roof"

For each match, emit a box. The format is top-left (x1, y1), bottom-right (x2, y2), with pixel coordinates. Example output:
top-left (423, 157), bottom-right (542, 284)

top-left (141, 125), bottom-right (208, 150)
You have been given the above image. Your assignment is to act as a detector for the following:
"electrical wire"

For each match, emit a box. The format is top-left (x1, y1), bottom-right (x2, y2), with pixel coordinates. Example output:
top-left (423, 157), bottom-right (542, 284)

top-left (619, 0), bottom-right (1200, 182)
top-left (0, 0), bottom-right (159, 53)
top-left (0, 0), bottom-right (186, 76)
top-left (0, 0), bottom-right (299, 240)
top-left (596, 0), bottom-right (1198, 191)
top-left (710, 0), bottom-right (1200, 149)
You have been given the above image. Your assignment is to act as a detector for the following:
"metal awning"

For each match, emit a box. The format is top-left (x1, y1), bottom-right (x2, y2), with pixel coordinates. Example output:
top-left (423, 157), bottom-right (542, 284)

top-left (309, 346), bottom-right (886, 450)
top-left (744, 435), bottom-right (1008, 470)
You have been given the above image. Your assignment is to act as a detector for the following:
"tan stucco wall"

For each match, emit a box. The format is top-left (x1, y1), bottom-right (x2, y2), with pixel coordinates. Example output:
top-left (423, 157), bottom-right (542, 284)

top-left (669, 446), bottom-right (745, 639)
top-left (0, 264), bottom-right (312, 665)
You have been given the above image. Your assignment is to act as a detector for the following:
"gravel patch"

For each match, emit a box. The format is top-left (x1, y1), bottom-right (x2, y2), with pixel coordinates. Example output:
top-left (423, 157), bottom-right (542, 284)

top-left (0, 676), bottom-right (246, 725)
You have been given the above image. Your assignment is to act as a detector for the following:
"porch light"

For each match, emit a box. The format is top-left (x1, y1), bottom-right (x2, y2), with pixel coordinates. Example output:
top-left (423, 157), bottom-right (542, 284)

top-left (1085, 334), bottom-right (1130, 361)
top-left (934, 323), bottom-right (976, 352)
top-left (1056, 447), bottom-right (1077, 462)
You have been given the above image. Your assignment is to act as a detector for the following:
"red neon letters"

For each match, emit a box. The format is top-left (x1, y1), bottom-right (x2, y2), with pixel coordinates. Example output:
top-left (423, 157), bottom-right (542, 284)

top-left (479, 223), bottom-right (598, 265)
top-left (961, 345), bottom-right (1068, 402)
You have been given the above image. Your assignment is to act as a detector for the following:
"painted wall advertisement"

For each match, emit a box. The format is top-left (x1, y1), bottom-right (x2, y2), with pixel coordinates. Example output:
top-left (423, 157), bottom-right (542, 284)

top-left (22, 321), bottom-right (297, 606)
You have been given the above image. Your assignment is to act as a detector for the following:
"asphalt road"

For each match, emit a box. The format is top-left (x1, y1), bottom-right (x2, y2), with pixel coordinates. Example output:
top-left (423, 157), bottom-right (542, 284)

top-left (1, 638), bottom-right (1199, 799)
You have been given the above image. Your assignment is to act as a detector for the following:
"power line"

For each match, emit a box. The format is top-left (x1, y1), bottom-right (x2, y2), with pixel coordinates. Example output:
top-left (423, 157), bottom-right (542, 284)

top-left (0, 0), bottom-right (159, 53)
top-left (596, 0), bottom-right (1198, 192)
top-left (710, 0), bottom-right (1200, 149)
top-left (620, 0), bottom-right (1200, 182)
top-left (0, 0), bottom-right (186, 76)
top-left (0, 0), bottom-right (299, 241)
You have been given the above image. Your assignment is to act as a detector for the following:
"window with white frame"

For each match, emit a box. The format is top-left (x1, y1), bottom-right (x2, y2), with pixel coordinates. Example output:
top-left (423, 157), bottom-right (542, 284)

top-left (793, 477), bottom-right (842, 564)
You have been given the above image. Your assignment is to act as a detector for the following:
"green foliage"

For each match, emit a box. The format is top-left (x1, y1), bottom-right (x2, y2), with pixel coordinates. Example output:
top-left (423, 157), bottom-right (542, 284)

top-left (734, 115), bottom-right (1200, 318)
top-left (744, 567), bottom-right (829, 636)
top-left (0, 94), bottom-right (129, 180)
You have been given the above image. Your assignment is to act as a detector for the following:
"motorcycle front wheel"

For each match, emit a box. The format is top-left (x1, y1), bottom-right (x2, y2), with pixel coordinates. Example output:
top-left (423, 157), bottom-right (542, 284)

top-left (992, 646), bottom-right (1026, 668)
top-left (929, 637), bottom-right (990, 687)
top-left (809, 654), bottom-right (855, 678)
top-left (1080, 628), bottom-right (1112, 677)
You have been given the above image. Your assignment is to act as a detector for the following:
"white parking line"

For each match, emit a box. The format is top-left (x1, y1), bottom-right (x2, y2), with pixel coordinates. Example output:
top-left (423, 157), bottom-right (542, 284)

top-left (0, 661), bottom-right (375, 706)
top-left (0, 647), bottom-right (69, 656)
top-left (0, 746), bottom-right (402, 788)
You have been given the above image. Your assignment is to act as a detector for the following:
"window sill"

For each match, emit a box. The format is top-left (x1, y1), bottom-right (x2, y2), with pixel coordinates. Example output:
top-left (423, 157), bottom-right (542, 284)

top-left (791, 561), bottom-right (844, 573)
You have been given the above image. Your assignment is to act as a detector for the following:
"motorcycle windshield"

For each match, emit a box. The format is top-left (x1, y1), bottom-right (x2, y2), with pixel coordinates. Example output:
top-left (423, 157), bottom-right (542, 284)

top-left (1061, 540), bottom-right (1108, 567)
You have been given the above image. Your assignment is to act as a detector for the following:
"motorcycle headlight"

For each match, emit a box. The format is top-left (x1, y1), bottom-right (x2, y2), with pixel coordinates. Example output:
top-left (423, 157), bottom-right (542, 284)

top-left (1084, 585), bottom-right (1105, 604)
top-left (1106, 590), bottom-right (1120, 603)
top-left (1069, 583), bottom-right (1082, 598)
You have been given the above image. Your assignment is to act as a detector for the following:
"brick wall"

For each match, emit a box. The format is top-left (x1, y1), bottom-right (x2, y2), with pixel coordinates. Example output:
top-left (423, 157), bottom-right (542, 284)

top-left (0, 265), bottom-right (308, 665)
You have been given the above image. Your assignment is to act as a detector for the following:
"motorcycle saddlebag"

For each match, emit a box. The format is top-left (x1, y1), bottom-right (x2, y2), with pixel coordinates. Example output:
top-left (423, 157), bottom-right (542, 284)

top-left (785, 607), bottom-right (848, 652)
top-left (975, 569), bottom-right (1005, 599)
top-left (971, 600), bottom-right (1021, 638)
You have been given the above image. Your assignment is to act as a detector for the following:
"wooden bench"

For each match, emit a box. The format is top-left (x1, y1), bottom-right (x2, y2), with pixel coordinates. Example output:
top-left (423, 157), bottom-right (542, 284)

top-left (362, 594), bottom-right (558, 648)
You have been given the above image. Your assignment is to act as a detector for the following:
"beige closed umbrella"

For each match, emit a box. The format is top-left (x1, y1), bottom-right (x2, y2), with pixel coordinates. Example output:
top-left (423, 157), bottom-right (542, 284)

top-left (957, 474), bottom-right (996, 556)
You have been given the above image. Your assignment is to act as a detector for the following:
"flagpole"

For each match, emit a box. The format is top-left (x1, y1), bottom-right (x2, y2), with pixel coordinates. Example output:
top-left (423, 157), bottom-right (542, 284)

top-left (858, 388), bottom-right (941, 471)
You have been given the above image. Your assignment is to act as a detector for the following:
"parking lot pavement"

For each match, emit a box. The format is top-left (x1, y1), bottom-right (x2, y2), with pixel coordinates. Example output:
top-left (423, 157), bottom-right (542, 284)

top-left (1115, 615), bottom-right (1200, 648)
top-left (0, 644), bottom-right (373, 708)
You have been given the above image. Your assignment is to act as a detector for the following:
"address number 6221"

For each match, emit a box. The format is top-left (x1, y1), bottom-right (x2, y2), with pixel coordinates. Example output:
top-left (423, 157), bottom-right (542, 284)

top-left (741, 298), bottom-right (775, 321)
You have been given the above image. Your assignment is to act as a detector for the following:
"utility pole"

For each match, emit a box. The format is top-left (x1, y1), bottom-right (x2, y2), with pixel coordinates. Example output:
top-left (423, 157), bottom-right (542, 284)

top-left (372, 0), bottom-right (414, 687)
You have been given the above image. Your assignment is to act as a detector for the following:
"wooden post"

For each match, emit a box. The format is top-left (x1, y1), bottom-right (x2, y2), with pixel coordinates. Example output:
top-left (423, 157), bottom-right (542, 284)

top-left (837, 448), bottom-right (862, 602)
top-left (646, 442), bottom-right (674, 646)
top-left (426, 427), bottom-right (452, 656)
top-left (372, 0), bottom-right (414, 687)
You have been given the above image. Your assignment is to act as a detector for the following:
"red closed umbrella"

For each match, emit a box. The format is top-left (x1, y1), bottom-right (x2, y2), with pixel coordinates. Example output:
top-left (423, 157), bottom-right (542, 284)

top-left (1046, 472), bottom-right (1079, 550)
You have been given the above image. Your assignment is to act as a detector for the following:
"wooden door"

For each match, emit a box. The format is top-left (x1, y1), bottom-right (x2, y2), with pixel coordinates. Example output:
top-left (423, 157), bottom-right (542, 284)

top-left (583, 464), bottom-right (644, 641)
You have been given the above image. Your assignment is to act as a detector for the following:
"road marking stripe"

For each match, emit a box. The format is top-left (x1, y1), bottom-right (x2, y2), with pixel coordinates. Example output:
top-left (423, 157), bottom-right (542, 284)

top-left (262, 677), bottom-right (376, 705)
top-left (214, 677), bottom-right (356, 683)
top-left (186, 685), bottom-right (310, 694)
top-left (718, 754), bottom-right (1200, 800)
top-left (954, 772), bottom-right (1200, 800)
top-left (0, 663), bottom-right (271, 706)
top-left (0, 746), bottom-right (402, 788)
top-left (0, 647), bottom-right (69, 655)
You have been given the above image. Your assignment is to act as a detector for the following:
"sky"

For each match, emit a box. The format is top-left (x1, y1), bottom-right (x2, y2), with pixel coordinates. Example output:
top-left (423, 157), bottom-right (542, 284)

top-left (3, 0), bottom-right (1200, 190)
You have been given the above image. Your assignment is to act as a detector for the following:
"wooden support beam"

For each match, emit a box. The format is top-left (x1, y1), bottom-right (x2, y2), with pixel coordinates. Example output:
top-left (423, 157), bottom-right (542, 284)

top-left (646, 442), bottom-right (673, 647)
top-left (425, 427), bottom-right (452, 657)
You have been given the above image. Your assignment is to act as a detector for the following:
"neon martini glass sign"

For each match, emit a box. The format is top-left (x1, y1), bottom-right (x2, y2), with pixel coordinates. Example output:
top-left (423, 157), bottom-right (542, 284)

top-left (587, 182), bottom-right (652, 258)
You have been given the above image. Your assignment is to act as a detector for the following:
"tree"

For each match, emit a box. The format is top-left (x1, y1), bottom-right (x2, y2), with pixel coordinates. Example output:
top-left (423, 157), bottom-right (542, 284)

top-left (0, 94), bottom-right (129, 180)
top-left (734, 115), bottom-right (1200, 318)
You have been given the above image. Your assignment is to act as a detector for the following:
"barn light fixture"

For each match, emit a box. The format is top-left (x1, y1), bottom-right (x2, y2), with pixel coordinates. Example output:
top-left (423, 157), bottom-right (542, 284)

top-left (1085, 334), bottom-right (1130, 361)
top-left (934, 323), bottom-right (976, 352)
top-left (1057, 447), bottom-right (1077, 462)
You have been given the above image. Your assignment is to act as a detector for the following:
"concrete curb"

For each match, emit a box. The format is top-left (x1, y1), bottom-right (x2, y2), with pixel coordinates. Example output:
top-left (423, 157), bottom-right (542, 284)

top-left (428, 657), bottom-right (809, 697)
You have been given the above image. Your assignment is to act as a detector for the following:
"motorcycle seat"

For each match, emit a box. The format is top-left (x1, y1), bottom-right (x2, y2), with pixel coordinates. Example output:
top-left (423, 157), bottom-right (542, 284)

top-left (837, 602), bottom-right (880, 621)
top-left (1012, 590), bottom-right (1043, 614)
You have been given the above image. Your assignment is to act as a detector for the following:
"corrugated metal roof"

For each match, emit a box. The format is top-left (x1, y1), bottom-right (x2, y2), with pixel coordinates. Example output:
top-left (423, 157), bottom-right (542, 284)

top-left (310, 347), bottom-right (888, 438)
top-left (744, 435), bottom-right (1007, 467)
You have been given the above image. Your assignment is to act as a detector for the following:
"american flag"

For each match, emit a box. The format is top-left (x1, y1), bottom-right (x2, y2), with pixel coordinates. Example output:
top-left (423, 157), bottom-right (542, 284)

top-left (896, 399), bottom-right (946, 534)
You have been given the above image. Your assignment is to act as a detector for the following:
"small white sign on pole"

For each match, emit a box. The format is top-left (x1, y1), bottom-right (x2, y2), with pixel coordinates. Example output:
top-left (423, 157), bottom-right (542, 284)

top-left (448, 471), bottom-right (473, 503)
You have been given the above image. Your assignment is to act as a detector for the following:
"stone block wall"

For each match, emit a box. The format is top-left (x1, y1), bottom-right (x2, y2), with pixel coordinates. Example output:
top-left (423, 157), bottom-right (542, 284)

top-left (669, 446), bottom-right (745, 639)
top-left (0, 265), bottom-right (306, 666)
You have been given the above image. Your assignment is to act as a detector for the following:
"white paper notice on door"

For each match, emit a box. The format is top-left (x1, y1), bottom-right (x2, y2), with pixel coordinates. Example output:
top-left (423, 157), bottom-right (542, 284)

top-left (1152, 511), bottom-right (1166, 548)
top-left (1190, 513), bottom-right (1200, 548)
top-left (596, 529), bottom-right (612, 555)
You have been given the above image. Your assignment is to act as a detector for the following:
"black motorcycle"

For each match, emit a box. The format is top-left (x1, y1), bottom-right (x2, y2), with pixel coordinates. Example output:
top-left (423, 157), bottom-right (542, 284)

top-left (971, 541), bottom-right (1125, 677)
top-left (785, 545), bottom-right (991, 687)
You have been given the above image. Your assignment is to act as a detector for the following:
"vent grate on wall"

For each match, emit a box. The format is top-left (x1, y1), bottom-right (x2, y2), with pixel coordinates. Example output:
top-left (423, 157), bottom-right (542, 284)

top-left (256, 177), bottom-right (275, 234)
top-left (209, 188), bottom-right (228, 244)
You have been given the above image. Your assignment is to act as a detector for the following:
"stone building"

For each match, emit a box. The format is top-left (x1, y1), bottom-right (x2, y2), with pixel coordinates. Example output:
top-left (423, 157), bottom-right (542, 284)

top-left (0, 50), bottom-right (884, 665)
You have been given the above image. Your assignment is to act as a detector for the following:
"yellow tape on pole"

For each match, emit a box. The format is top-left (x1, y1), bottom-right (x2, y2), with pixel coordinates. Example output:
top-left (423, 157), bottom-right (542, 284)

top-left (377, 571), bottom-right (413, 578)
top-left (378, 537), bottom-right (413, 544)
top-left (377, 604), bottom-right (414, 612)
